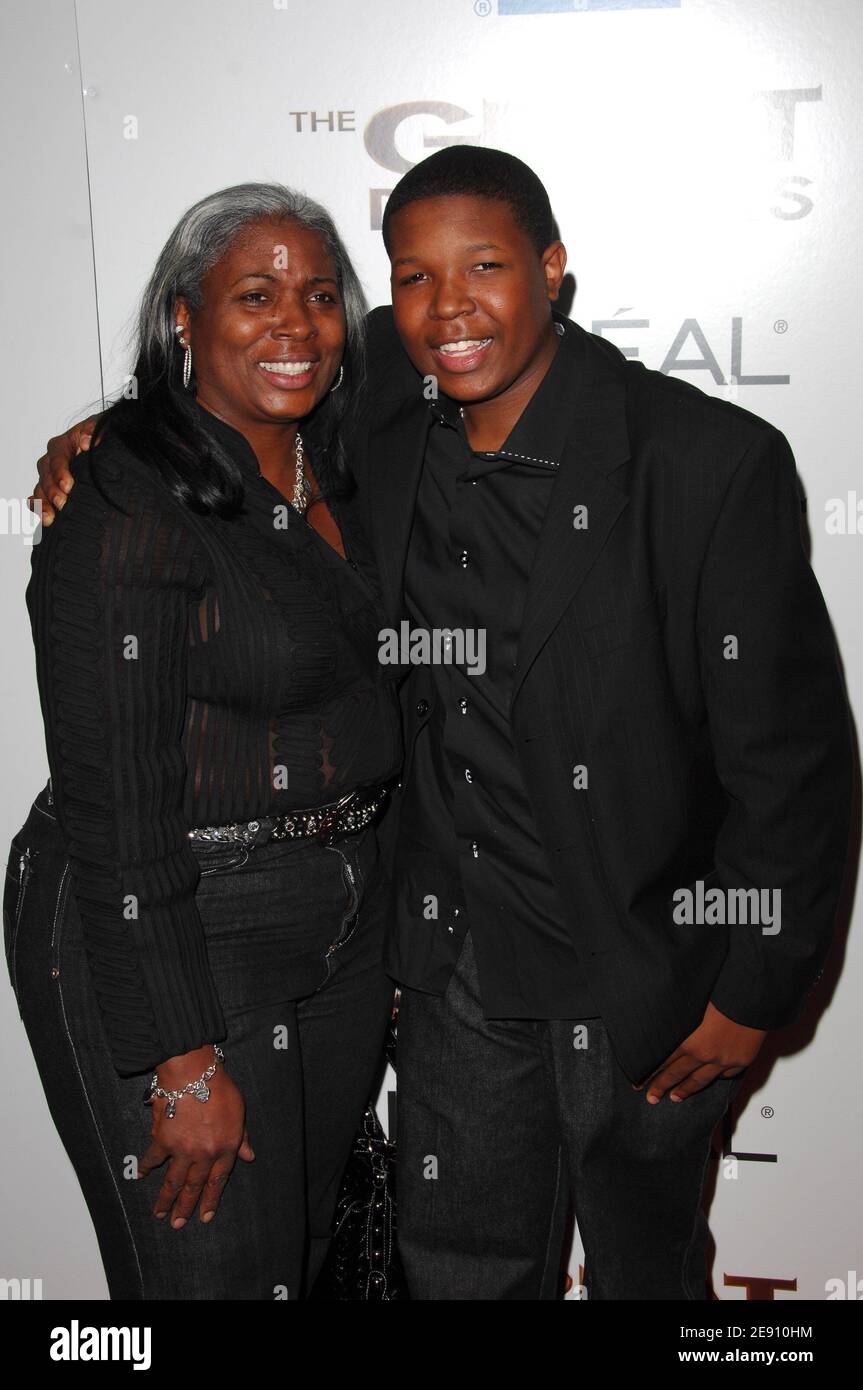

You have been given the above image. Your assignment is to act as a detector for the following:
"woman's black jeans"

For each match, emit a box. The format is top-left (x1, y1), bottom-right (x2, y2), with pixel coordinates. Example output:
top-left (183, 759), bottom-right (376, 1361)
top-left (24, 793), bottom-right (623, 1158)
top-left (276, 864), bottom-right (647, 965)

top-left (3, 780), bottom-right (395, 1300)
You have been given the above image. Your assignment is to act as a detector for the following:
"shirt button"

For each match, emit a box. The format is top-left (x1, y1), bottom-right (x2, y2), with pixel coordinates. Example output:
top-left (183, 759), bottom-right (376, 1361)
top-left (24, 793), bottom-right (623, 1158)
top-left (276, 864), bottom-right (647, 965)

top-left (458, 698), bottom-right (469, 714)
top-left (458, 550), bottom-right (470, 567)
top-left (416, 699), bottom-right (429, 717)
top-left (464, 767), bottom-right (473, 784)
top-left (471, 840), bottom-right (479, 858)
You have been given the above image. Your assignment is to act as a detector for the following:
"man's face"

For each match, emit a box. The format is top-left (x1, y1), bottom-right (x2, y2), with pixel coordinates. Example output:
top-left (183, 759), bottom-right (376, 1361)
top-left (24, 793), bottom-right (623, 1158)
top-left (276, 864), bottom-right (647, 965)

top-left (387, 194), bottom-right (566, 405)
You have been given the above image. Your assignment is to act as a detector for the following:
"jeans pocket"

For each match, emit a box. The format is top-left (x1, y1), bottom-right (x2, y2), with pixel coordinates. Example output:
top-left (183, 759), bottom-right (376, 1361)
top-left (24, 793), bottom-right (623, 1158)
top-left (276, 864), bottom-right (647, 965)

top-left (3, 838), bottom-right (36, 1011)
top-left (189, 841), bottom-right (251, 878)
top-left (323, 839), bottom-right (365, 957)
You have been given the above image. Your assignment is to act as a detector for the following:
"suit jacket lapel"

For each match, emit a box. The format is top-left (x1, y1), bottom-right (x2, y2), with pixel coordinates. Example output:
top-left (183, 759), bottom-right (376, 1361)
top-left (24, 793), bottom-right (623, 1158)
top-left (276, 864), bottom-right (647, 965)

top-left (511, 325), bottom-right (632, 712)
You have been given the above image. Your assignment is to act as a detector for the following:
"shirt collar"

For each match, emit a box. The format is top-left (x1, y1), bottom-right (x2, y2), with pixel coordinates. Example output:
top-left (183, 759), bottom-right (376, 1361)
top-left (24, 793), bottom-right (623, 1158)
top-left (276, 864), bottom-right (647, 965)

top-left (427, 317), bottom-right (570, 473)
top-left (191, 399), bottom-right (262, 479)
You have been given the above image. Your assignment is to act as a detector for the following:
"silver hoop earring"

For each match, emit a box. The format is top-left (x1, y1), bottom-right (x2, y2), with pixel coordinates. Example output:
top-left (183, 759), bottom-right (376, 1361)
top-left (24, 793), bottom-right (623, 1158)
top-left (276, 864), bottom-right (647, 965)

top-left (175, 323), bottom-right (192, 390)
top-left (329, 364), bottom-right (344, 394)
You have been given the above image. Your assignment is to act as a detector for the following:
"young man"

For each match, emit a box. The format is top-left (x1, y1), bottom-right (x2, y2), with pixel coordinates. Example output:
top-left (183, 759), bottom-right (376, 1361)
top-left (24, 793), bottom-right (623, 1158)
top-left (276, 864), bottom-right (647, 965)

top-left (349, 146), bottom-right (852, 1299)
top-left (32, 147), bottom-right (852, 1300)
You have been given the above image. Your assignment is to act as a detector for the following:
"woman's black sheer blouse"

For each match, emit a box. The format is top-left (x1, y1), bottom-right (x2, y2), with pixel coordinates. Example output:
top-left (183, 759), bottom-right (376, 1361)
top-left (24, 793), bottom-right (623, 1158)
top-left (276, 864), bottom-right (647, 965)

top-left (25, 405), bottom-right (401, 1075)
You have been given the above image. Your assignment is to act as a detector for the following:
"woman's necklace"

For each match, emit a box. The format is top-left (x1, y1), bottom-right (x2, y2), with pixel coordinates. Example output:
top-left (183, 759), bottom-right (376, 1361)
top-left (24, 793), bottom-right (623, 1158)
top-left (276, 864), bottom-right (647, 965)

top-left (292, 430), bottom-right (313, 515)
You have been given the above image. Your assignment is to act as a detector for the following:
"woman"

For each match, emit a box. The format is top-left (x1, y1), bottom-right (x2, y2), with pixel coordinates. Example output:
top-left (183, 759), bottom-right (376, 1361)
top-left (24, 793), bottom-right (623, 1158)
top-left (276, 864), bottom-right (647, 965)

top-left (3, 183), bottom-right (402, 1299)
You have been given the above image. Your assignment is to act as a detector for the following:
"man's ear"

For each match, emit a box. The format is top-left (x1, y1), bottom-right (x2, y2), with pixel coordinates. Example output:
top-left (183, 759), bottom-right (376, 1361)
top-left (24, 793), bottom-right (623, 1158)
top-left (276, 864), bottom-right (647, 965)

top-left (542, 241), bottom-right (567, 303)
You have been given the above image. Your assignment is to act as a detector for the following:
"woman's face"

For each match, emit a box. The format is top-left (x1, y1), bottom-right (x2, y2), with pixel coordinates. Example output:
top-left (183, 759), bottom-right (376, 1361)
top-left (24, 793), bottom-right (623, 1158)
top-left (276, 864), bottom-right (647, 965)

top-left (176, 216), bottom-right (346, 432)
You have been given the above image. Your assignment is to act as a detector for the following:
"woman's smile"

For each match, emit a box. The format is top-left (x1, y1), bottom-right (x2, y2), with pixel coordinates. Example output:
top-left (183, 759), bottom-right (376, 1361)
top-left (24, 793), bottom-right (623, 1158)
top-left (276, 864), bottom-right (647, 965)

top-left (257, 357), bottom-right (321, 390)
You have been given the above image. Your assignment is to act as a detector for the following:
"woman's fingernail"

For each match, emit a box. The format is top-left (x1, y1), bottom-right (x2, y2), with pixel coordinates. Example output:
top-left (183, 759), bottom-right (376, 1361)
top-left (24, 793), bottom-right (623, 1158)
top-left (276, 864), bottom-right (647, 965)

top-left (172, 1217), bottom-right (186, 1229)
top-left (201, 1210), bottom-right (215, 1223)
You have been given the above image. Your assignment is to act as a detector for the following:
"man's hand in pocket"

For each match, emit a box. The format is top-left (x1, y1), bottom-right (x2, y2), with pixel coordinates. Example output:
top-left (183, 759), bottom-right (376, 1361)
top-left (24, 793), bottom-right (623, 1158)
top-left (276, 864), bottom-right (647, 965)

top-left (633, 1001), bottom-right (766, 1102)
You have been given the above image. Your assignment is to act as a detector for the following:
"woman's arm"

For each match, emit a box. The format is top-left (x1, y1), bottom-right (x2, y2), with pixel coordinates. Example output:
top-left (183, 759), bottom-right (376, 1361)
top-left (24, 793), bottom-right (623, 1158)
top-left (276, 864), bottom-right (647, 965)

top-left (27, 443), bottom-right (256, 1226)
top-left (26, 444), bottom-right (226, 1076)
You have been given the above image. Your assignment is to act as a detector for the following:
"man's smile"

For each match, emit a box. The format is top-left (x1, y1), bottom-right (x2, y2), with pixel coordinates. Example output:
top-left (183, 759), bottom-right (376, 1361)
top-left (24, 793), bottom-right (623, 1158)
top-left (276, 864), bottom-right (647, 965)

top-left (429, 336), bottom-right (493, 373)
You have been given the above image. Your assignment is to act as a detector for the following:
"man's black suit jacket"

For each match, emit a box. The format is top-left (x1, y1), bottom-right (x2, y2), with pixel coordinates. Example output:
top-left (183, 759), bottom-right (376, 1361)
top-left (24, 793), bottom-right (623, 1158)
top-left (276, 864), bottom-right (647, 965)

top-left (349, 304), bottom-right (853, 1087)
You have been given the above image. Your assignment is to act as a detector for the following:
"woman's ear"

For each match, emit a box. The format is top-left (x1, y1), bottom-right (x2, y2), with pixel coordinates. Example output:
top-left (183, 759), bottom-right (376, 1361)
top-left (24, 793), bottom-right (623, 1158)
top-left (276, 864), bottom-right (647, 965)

top-left (174, 297), bottom-right (192, 345)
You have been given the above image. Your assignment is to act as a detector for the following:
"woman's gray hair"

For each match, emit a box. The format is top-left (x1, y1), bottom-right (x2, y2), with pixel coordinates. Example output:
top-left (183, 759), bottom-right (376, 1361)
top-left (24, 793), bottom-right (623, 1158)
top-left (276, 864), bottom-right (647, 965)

top-left (136, 181), bottom-right (368, 388)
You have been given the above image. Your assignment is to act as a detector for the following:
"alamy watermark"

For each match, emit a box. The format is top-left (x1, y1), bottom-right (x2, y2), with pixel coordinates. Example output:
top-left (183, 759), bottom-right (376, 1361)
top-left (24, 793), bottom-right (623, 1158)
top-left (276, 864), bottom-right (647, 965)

top-left (1, 497), bottom-right (42, 545)
top-left (673, 880), bottom-right (781, 935)
top-left (49, 1321), bottom-right (151, 1369)
top-left (378, 622), bottom-right (486, 676)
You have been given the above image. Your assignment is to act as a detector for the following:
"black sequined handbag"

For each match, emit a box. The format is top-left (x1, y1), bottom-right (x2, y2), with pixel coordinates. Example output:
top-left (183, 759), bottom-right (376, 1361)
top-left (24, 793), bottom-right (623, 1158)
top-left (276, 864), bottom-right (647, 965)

top-left (309, 997), bottom-right (410, 1301)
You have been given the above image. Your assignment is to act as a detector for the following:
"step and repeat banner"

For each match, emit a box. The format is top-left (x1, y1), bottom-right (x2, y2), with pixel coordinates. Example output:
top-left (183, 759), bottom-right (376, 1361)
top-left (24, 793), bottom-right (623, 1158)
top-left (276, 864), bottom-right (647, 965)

top-left (2, 0), bottom-right (860, 1299)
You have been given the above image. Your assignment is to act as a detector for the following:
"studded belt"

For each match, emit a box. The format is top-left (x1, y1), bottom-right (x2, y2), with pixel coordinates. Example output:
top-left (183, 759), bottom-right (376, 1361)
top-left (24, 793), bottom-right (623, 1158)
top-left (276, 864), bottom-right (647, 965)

top-left (187, 785), bottom-right (390, 848)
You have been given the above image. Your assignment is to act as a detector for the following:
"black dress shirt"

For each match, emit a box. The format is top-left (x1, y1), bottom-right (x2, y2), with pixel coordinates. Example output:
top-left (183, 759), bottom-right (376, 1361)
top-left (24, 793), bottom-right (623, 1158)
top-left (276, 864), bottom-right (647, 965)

top-left (393, 322), bottom-right (600, 1018)
top-left (26, 401), bottom-right (402, 1074)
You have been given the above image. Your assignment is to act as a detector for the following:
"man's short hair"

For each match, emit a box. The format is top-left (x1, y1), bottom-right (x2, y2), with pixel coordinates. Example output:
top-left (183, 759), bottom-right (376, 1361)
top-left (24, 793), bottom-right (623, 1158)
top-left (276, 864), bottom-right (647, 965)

top-left (381, 145), bottom-right (554, 257)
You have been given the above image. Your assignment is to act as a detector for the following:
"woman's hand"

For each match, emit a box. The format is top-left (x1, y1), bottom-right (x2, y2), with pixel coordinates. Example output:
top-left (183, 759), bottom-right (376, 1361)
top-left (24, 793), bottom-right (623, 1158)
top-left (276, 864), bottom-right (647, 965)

top-left (137, 1044), bottom-right (255, 1228)
top-left (28, 416), bottom-right (97, 525)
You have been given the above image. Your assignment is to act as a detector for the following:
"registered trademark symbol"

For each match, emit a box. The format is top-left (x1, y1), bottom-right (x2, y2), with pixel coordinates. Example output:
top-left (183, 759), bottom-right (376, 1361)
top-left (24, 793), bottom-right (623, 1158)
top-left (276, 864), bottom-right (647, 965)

top-left (761, 1105), bottom-right (774, 1119)
top-left (773, 319), bottom-right (788, 334)
top-left (474, 0), bottom-right (492, 14)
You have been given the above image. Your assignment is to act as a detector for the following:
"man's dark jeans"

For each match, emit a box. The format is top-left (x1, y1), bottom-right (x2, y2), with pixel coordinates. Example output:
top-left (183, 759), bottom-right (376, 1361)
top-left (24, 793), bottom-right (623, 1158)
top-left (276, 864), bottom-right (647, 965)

top-left (3, 781), bottom-right (394, 1300)
top-left (396, 930), bottom-right (744, 1300)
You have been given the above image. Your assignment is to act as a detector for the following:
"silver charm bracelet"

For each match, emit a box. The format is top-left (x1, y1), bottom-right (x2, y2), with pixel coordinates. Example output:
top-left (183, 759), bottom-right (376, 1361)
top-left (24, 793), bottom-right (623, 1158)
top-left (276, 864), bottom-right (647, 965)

top-left (144, 1044), bottom-right (225, 1119)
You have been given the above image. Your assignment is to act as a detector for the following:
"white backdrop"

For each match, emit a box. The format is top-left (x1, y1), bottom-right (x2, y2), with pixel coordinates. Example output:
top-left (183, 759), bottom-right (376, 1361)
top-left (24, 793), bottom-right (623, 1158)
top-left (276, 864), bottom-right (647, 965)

top-left (1, 0), bottom-right (860, 1300)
